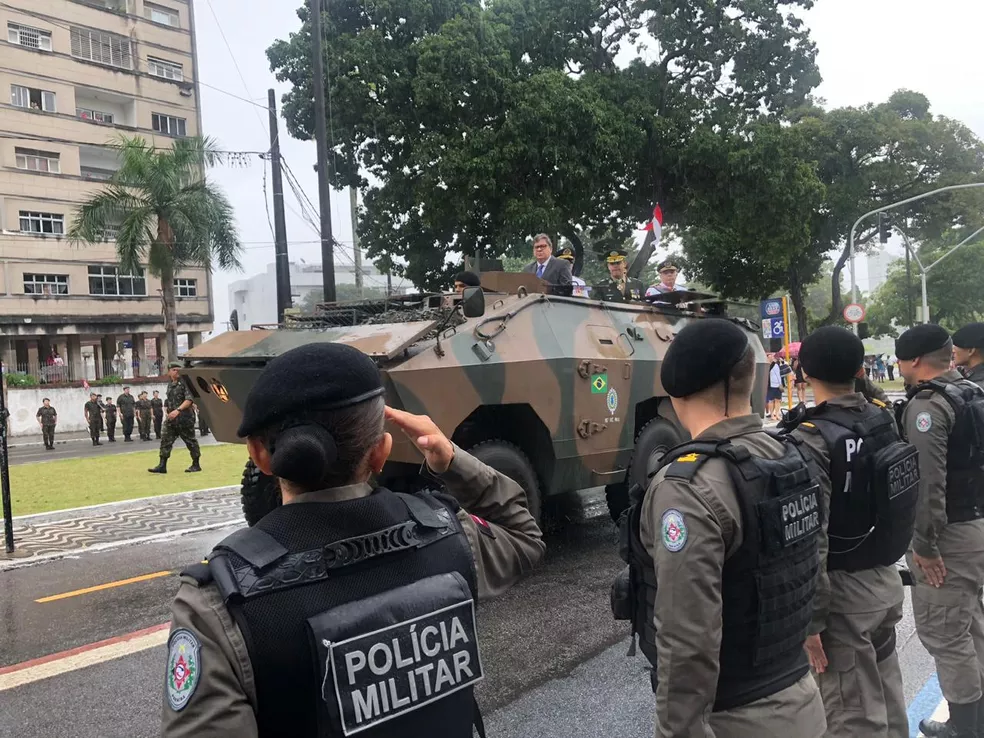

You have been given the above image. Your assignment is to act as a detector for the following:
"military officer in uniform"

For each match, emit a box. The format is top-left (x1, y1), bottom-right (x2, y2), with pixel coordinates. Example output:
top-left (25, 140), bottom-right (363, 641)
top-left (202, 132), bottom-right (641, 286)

top-left (896, 324), bottom-right (984, 738)
top-left (781, 327), bottom-right (915, 737)
top-left (35, 398), bottom-right (57, 450)
top-left (136, 391), bottom-right (153, 441)
top-left (117, 386), bottom-right (136, 442)
top-left (953, 323), bottom-right (984, 389)
top-left (625, 319), bottom-right (826, 737)
top-left (149, 363), bottom-right (201, 474)
top-left (161, 342), bottom-right (546, 737)
top-left (104, 397), bottom-right (117, 443)
top-left (83, 392), bottom-right (103, 446)
top-left (151, 390), bottom-right (164, 439)
top-left (556, 246), bottom-right (588, 297)
top-left (597, 249), bottom-right (644, 302)
top-left (645, 259), bottom-right (688, 300)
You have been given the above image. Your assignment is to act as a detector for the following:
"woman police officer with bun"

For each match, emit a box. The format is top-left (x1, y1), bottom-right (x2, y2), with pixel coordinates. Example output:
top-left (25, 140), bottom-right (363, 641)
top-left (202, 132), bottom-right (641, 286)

top-left (161, 343), bottom-right (545, 737)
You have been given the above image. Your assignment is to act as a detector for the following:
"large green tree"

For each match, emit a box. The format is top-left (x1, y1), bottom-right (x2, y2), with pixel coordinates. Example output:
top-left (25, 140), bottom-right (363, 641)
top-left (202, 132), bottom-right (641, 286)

top-left (268, 0), bottom-right (819, 289)
top-left (69, 137), bottom-right (242, 362)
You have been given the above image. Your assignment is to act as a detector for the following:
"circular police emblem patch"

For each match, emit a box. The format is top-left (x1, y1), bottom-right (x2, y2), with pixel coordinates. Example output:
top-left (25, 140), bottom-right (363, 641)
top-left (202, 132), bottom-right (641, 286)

top-left (916, 411), bottom-right (933, 433)
top-left (166, 629), bottom-right (201, 712)
top-left (661, 508), bottom-right (687, 552)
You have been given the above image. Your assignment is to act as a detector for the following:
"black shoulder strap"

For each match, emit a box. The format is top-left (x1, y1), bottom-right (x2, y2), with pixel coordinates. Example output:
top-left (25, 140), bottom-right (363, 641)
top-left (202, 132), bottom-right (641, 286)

top-left (180, 561), bottom-right (213, 585)
top-left (212, 527), bottom-right (289, 570)
top-left (662, 441), bottom-right (722, 481)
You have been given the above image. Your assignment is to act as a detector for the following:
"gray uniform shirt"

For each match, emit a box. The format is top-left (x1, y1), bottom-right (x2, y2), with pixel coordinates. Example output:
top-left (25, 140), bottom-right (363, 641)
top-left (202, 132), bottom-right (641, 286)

top-left (963, 363), bottom-right (984, 390)
top-left (161, 445), bottom-right (545, 737)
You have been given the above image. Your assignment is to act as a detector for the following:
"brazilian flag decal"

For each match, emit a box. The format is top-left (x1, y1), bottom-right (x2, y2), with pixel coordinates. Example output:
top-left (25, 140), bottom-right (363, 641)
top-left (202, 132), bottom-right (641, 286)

top-left (591, 373), bottom-right (608, 394)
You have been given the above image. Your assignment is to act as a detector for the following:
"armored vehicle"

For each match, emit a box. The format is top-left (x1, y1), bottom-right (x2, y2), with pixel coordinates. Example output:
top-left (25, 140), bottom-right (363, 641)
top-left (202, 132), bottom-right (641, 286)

top-left (182, 273), bottom-right (767, 526)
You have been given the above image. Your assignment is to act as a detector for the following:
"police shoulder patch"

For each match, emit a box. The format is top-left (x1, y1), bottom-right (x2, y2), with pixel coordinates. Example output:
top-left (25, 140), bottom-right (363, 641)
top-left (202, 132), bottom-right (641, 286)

top-left (915, 411), bottom-right (933, 433)
top-left (166, 628), bottom-right (201, 711)
top-left (660, 508), bottom-right (688, 552)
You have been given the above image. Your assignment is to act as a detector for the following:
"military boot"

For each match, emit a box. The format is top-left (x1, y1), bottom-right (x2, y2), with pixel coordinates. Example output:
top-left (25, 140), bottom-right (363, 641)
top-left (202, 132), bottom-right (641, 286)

top-left (185, 456), bottom-right (202, 473)
top-left (148, 456), bottom-right (168, 474)
top-left (920, 701), bottom-right (979, 738)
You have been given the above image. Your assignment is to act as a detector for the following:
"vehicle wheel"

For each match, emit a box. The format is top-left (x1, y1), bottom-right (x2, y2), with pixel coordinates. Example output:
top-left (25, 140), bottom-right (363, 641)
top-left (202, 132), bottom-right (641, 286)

top-left (241, 459), bottom-right (281, 527)
top-left (467, 440), bottom-right (542, 525)
top-left (607, 418), bottom-right (684, 523)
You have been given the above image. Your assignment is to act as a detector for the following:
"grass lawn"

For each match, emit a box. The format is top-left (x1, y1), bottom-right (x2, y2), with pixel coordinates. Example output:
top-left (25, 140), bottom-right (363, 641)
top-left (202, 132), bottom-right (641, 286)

top-left (11, 443), bottom-right (249, 516)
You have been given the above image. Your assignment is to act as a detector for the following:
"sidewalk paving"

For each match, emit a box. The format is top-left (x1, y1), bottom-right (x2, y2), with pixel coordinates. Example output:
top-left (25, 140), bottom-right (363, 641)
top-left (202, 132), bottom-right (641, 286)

top-left (7, 430), bottom-right (214, 449)
top-left (0, 486), bottom-right (243, 570)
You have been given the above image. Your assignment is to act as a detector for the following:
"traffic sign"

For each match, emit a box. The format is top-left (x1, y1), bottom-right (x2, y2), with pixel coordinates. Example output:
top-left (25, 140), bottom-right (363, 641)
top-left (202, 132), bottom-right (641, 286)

top-left (762, 318), bottom-right (785, 339)
top-left (843, 303), bottom-right (866, 324)
top-left (761, 299), bottom-right (783, 319)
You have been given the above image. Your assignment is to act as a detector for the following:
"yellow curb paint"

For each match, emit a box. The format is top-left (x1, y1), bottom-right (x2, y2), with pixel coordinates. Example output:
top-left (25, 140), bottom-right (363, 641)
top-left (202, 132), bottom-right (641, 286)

top-left (35, 571), bottom-right (173, 603)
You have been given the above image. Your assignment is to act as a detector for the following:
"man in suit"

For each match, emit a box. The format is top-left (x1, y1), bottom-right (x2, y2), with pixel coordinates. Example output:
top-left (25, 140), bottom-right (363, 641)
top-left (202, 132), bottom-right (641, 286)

top-left (523, 233), bottom-right (573, 296)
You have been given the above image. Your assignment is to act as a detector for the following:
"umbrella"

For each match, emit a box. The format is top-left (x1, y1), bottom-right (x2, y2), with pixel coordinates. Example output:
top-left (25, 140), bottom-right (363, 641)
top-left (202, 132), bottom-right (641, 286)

top-left (785, 342), bottom-right (802, 358)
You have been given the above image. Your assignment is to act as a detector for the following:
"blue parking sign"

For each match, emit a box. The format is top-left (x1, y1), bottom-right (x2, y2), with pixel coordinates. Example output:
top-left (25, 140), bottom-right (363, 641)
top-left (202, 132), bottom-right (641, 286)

top-left (761, 317), bottom-right (785, 339)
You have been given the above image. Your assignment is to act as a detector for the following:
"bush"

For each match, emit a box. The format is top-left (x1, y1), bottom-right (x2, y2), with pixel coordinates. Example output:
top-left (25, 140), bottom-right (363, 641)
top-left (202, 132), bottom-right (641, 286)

top-left (6, 372), bottom-right (39, 388)
top-left (91, 375), bottom-right (123, 386)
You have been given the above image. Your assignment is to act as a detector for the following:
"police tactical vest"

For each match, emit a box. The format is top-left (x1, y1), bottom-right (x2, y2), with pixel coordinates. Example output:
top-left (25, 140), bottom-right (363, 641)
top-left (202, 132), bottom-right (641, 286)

top-left (909, 379), bottom-right (984, 523)
top-left (196, 487), bottom-right (482, 738)
top-left (613, 435), bottom-right (821, 711)
top-left (787, 402), bottom-right (919, 571)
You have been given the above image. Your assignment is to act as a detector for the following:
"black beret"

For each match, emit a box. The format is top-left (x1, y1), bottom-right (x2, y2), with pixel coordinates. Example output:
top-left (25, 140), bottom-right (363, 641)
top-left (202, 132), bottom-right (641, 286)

top-left (661, 319), bottom-right (750, 398)
top-left (895, 324), bottom-right (951, 361)
top-left (237, 343), bottom-right (384, 437)
top-left (799, 326), bottom-right (864, 383)
top-left (453, 271), bottom-right (481, 288)
top-left (953, 323), bottom-right (984, 349)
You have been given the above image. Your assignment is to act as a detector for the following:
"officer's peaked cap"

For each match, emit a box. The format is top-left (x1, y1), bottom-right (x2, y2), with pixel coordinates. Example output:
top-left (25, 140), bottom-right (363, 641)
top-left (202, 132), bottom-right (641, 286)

top-left (953, 323), bottom-right (984, 350)
top-left (168, 361), bottom-right (183, 369)
top-left (895, 323), bottom-right (951, 361)
top-left (799, 326), bottom-right (864, 384)
top-left (661, 319), bottom-right (750, 398)
top-left (237, 343), bottom-right (384, 437)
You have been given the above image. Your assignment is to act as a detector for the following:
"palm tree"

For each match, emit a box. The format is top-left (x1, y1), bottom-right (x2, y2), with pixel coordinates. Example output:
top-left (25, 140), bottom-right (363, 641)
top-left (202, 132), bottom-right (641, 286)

top-left (69, 135), bottom-right (241, 364)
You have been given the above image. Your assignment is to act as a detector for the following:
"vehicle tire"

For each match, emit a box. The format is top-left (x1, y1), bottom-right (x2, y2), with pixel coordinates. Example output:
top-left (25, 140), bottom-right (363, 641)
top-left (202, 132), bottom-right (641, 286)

top-left (607, 418), bottom-right (684, 524)
top-left (467, 440), bottom-right (542, 525)
top-left (241, 459), bottom-right (282, 527)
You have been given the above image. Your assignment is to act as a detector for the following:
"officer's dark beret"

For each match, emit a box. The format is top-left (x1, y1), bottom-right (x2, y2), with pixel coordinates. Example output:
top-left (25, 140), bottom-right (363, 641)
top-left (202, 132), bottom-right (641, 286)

top-left (237, 343), bottom-right (384, 437)
top-left (953, 323), bottom-right (984, 349)
top-left (657, 260), bottom-right (679, 272)
top-left (895, 324), bottom-right (951, 361)
top-left (453, 271), bottom-right (481, 288)
top-left (661, 319), bottom-right (750, 398)
top-left (799, 326), bottom-right (864, 383)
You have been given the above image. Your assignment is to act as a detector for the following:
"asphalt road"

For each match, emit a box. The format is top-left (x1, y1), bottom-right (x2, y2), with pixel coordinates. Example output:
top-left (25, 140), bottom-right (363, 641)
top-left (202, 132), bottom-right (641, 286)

top-left (0, 516), bottom-right (939, 738)
top-left (7, 433), bottom-right (222, 466)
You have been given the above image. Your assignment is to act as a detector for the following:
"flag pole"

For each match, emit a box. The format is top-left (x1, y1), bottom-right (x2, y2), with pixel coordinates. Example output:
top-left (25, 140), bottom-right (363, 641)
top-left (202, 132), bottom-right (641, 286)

top-left (783, 296), bottom-right (793, 411)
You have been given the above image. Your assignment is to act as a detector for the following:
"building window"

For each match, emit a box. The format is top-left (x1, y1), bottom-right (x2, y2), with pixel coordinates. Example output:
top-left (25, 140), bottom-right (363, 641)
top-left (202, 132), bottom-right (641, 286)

top-left (88, 265), bottom-right (146, 296)
top-left (8, 23), bottom-right (52, 51)
top-left (70, 27), bottom-right (133, 70)
top-left (144, 2), bottom-right (179, 27)
top-left (174, 278), bottom-right (197, 297)
top-left (152, 113), bottom-right (186, 137)
top-left (15, 148), bottom-right (60, 174)
top-left (147, 57), bottom-right (183, 82)
top-left (81, 0), bottom-right (131, 11)
top-left (19, 211), bottom-right (64, 235)
top-left (11, 85), bottom-right (55, 112)
top-left (23, 273), bottom-right (68, 295)
top-left (77, 107), bottom-right (115, 124)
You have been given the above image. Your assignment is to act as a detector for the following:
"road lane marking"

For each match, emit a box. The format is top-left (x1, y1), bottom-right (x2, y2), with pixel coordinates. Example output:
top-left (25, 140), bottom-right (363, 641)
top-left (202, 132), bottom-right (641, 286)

top-left (0, 623), bottom-right (169, 691)
top-left (35, 570), bottom-right (173, 603)
top-left (908, 672), bottom-right (944, 738)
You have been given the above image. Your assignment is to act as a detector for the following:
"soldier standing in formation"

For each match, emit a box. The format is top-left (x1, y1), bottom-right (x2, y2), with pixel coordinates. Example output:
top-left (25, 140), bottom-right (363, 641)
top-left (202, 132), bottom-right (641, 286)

top-left (83, 392), bottom-right (103, 447)
top-left (35, 398), bottom-right (57, 450)
top-left (136, 391), bottom-right (153, 441)
top-left (104, 397), bottom-right (117, 442)
top-left (161, 343), bottom-right (545, 737)
top-left (619, 319), bottom-right (826, 736)
top-left (781, 327), bottom-right (915, 737)
top-left (953, 323), bottom-right (984, 389)
top-left (895, 324), bottom-right (984, 738)
top-left (151, 390), bottom-right (164, 439)
top-left (149, 363), bottom-right (201, 474)
top-left (117, 386), bottom-right (136, 442)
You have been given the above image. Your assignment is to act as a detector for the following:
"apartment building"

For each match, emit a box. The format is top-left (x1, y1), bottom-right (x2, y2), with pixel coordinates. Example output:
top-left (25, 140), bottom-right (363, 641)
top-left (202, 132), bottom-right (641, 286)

top-left (0, 0), bottom-right (212, 381)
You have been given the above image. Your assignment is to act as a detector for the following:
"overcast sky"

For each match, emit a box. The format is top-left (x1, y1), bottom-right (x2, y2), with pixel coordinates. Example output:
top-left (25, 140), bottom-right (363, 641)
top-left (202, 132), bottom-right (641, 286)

top-left (192, 0), bottom-right (984, 332)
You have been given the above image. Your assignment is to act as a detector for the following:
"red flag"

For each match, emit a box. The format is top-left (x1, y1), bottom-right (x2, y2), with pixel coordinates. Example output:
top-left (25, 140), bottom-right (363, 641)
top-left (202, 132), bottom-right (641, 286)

top-left (642, 204), bottom-right (664, 236)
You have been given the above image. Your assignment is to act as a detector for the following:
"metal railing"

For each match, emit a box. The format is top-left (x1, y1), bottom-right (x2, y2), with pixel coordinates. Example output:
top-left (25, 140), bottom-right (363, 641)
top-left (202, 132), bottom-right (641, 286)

top-left (1, 359), bottom-right (165, 386)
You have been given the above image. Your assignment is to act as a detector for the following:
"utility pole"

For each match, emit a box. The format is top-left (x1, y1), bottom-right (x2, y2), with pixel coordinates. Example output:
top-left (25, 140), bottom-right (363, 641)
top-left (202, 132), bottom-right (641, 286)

top-left (1, 371), bottom-right (12, 553)
top-left (310, 0), bottom-right (336, 302)
top-left (350, 186), bottom-right (363, 297)
top-left (268, 89), bottom-right (292, 323)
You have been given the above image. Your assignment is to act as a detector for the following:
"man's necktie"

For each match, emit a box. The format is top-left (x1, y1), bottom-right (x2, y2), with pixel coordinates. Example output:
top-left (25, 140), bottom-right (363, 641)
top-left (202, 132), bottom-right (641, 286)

top-left (537, 264), bottom-right (545, 278)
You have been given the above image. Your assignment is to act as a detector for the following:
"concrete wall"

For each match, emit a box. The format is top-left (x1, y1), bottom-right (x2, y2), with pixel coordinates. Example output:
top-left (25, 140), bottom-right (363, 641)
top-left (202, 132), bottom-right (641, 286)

top-left (6, 382), bottom-right (168, 436)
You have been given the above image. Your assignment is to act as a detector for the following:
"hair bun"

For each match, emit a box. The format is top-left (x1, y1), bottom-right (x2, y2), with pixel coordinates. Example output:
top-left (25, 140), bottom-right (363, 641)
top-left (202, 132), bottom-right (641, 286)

top-left (270, 424), bottom-right (337, 487)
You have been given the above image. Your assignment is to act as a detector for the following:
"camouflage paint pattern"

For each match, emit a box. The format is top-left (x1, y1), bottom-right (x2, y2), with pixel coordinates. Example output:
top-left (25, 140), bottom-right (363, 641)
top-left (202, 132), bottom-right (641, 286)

top-left (182, 291), bottom-right (767, 498)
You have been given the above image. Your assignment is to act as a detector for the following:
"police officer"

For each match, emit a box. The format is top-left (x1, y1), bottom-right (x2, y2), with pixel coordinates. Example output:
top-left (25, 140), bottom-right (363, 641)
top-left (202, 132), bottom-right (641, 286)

top-left (953, 323), bottom-right (984, 389)
top-left (117, 386), bottom-right (136, 442)
top-left (780, 327), bottom-right (916, 737)
top-left (623, 319), bottom-right (826, 736)
top-left (151, 390), bottom-right (164, 439)
top-left (161, 343), bottom-right (545, 737)
top-left (83, 392), bottom-right (103, 447)
top-left (896, 324), bottom-right (984, 738)
top-left (104, 397), bottom-right (117, 443)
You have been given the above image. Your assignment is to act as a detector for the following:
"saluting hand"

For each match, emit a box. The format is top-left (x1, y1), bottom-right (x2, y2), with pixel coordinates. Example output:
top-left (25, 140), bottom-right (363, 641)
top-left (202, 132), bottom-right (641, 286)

top-left (804, 634), bottom-right (827, 673)
top-left (385, 407), bottom-right (455, 474)
top-left (914, 552), bottom-right (947, 588)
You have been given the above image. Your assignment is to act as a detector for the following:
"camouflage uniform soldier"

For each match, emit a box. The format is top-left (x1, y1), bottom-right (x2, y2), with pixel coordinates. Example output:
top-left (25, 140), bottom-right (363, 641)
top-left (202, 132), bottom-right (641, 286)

top-left (117, 387), bottom-right (136, 442)
top-left (151, 391), bottom-right (164, 439)
top-left (83, 392), bottom-right (103, 446)
top-left (150, 363), bottom-right (201, 474)
top-left (104, 398), bottom-right (117, 442)
top-left (136, 391), bottom-right (153, 441)
top-left (36, 399), bottom-right (57, 450)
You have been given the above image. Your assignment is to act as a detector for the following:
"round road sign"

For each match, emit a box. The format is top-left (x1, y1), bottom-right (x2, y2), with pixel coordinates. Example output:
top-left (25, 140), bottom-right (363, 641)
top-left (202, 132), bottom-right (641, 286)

top-left (843, 303), bottom-right (866, 324)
